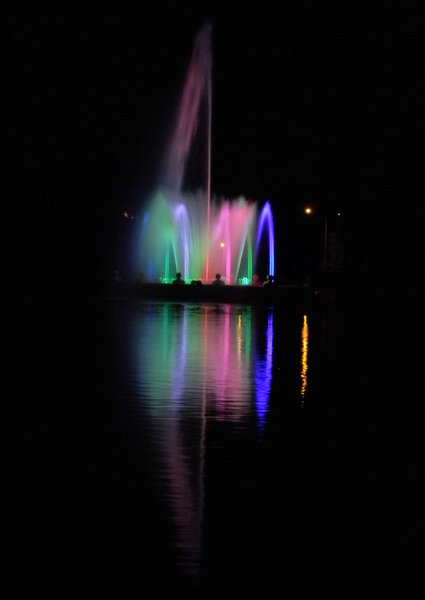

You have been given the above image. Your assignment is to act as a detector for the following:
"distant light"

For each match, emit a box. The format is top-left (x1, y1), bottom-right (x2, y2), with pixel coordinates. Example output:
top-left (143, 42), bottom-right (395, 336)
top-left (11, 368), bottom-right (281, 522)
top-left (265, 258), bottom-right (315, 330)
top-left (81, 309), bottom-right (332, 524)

top-left (305, 207), bottom-right (312, 215)
top-left (123, 210), bottom-right (137, 220)
top-left (220, 242), bottom-right (225, 248)
top-left (337, 212), bottom-right (341, 217)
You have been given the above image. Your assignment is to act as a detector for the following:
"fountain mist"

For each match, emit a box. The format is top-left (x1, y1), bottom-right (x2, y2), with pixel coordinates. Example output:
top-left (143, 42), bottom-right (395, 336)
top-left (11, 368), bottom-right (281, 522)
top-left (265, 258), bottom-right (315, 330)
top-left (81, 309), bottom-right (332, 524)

top-left (139, 22), bottom-right (275, 284)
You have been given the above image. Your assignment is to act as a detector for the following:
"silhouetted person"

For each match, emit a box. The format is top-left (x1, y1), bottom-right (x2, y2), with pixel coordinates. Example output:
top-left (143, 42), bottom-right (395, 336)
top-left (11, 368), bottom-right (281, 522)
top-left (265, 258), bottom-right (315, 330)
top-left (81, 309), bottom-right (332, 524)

top-left (303, 275), bottom-right (311, 289)
top-left (211, 273), bottom-right (225, 286)
top-left (172, 272), bottom-right (185, 285)
top-left (252, 273), bottom-right (262, 287)
top-left (263, 274), bottom-right (274, 287)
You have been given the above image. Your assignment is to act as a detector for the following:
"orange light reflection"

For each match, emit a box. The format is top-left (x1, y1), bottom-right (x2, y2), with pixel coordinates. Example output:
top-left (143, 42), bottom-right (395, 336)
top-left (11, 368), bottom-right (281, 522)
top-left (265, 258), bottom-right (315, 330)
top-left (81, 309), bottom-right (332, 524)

top-left (301, 314), bottom-right (309, 406)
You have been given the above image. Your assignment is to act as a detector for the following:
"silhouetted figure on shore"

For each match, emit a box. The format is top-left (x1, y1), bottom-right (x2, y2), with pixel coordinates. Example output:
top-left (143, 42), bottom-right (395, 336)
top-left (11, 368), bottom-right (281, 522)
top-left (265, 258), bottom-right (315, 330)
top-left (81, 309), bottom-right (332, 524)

top-left (252, 273), bottom-right (262, 287)
top-left (263, 274), bottom-right (274, 287)
top-left (172, 272), bottom-right (185, 285)
top-left (303, 275), bottom-right (311, 289)
top-left (211, 273), bottom-right (225, 286)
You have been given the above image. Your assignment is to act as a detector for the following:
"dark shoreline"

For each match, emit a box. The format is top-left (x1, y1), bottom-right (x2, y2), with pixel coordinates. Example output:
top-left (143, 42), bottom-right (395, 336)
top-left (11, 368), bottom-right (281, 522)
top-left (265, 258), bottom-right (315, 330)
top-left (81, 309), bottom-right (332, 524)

top-left (122, 281), bottom-right (316, 307)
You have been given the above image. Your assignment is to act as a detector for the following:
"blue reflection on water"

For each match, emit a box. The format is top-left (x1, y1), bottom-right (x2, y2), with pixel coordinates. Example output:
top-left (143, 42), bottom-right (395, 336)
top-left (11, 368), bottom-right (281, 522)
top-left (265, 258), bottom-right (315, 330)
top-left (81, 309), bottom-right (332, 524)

top-left (255, 309), bottom-right (274, 431)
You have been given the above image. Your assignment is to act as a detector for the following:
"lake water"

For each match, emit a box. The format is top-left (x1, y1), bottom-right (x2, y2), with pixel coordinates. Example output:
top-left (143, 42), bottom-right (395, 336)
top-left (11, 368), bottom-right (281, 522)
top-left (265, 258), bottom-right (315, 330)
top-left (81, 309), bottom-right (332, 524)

top-left (8, 288), bottom-right (424, 598)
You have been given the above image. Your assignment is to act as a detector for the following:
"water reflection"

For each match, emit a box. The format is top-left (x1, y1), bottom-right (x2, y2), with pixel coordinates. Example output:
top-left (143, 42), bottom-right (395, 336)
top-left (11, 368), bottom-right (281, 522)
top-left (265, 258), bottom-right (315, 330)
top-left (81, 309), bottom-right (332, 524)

top-left (132, 304), bottom-right (260, 419)
top-left (301, 313), bottom-right (309, 406)
top-left (255, 310), bottom-right (274, 430)
top-left (116, 302), bottom-right (274, 579)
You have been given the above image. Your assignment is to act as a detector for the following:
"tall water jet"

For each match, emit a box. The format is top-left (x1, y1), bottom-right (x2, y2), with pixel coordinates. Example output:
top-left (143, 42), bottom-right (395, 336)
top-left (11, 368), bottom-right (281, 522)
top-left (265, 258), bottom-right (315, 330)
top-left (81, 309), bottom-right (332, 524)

top-left (139, 22), bottom-right (275, 284)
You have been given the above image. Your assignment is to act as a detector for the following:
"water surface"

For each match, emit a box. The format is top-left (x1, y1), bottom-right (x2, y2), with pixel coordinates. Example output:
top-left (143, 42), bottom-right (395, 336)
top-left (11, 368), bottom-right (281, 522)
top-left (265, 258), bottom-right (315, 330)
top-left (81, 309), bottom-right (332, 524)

top-left (9, 292), bottom-right (423, 598)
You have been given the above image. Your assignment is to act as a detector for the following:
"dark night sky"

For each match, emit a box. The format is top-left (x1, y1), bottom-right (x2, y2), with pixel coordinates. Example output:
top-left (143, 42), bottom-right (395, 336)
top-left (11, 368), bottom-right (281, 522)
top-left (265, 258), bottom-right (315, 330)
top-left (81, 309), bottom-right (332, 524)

top-left (6, 2), bottom-right (424, 292)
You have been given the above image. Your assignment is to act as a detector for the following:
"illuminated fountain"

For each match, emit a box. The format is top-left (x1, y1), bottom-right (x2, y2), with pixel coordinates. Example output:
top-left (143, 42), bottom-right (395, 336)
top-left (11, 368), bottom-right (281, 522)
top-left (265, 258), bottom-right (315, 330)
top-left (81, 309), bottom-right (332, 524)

top-left (139, 22), bottom-right (275, 285)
